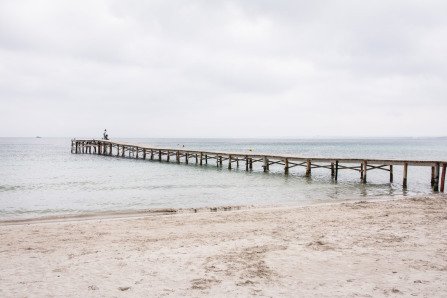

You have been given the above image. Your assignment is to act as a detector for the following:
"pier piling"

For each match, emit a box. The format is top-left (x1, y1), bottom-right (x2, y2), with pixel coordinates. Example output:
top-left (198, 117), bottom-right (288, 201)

top-left (441, 163), bottom-right (446, 192)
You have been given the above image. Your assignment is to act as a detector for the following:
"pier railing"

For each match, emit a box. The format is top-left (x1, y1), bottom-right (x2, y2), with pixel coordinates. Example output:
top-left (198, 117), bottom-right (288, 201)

top-left (71, 139), bottom-right (447, 192)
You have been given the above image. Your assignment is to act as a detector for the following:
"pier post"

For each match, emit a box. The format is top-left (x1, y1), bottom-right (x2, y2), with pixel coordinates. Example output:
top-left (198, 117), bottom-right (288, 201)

top-left (431, 167), bottom-right (435, 186)
top-left (403, 163), bottom-right (408, 188)
top-left (150, 149), bottom-right (153, 160)
top-left (249, 158), bottom-right (253, 170)
top-left (75, 141), bottom-right (79, 154)
top-left (433, 163), bottom-right (440, 191)
top-left (237, 158), bottom-right (239, 167)
top-left (284, 158), bottom-right (289, 174)
top-left (109, 144), bottom-right (112, 156)
top-left (136, 148), bottom-right (139, 159)
top-left (195, 154), bottom-right (198, 164)
top-left (176, 151), bottom-right (180, 163)
top-left (216, 155), bottom-right (219, 167)
top-left (186, 153), bottom-right (189, 164)
top-left (219, 156), bottom-right (222, 167)
top-left (97, 143), bottom-right (100, 155)
top-left (441, 163), bottom-right (446, 192)
top-left (122, 146), bottom-right (125, 157)
top-left (306, 160), bottom-right (311, 177)
top-left (167, 150), bottom-right (170, 162)
top-left (245, 157), bottom-right (249, 171)
top-left (159, 150), bottom-right (162, 161)
top-left (205, 154), bottom-right (208, 164)
top-left (117, 145), bottom-right (120, 157)
top-left (228, 155), bottom-right (232, 169)
top-left (200, 153), bottom-right (203, 165)
top-left (143, 149), bottom-right (146, 160)
top-left (390, 165), bottom-right (393, 183)
top-left (360, 164), bottom-right (363, 180)
top-left (331, 162), bottom-right (334, 177)
top-left (335, 161), bottom-right (339, 181)
top-left (263, 156), bottom-right (269, 172)
top-left (362, 161), bottom-right (367, 183)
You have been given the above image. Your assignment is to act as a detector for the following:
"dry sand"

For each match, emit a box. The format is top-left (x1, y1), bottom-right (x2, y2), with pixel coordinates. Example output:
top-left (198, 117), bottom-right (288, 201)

top-left (1, 195), bottom-right (446, 297)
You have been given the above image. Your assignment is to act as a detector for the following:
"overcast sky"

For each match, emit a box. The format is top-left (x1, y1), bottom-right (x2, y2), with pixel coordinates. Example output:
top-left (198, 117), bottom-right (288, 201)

top-left (0, 0), bottom-right (446, 138)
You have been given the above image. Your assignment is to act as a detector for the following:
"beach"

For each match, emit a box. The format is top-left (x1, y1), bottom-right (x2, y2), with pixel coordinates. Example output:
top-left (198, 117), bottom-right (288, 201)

top-left (1, 195), bottom-right (446, 297)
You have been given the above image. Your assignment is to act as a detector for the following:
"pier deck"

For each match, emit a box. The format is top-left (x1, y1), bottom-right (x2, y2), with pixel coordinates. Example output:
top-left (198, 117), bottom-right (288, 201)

top-left (71, 139), bottom-right (447, 192)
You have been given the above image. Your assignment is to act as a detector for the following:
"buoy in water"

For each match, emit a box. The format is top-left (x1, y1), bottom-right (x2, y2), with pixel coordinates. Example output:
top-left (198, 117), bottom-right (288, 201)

top-left (249, 148), bottom-right (253, 151)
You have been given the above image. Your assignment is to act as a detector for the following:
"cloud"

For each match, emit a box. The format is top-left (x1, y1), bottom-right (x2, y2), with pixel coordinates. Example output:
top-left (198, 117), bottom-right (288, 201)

top-left (0, 0), bottom-right (446, 137)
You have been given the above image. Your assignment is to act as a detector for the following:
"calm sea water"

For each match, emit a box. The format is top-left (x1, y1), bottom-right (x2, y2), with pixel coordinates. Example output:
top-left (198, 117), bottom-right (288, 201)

top-left (0, 137), bottom-right (446, 220)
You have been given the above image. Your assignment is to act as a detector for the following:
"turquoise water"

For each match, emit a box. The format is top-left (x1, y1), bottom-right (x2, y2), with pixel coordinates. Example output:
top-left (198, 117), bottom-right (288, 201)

top-left (0, 137), bottom-right (446, 220)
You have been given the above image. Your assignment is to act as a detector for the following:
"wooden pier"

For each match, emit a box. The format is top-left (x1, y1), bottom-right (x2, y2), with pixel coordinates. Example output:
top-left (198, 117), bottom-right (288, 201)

top-left (71, 139), bottom-right (447, 192)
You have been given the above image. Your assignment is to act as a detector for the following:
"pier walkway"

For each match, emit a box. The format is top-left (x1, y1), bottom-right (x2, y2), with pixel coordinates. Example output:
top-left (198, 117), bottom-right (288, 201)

top-left (71, 139), bottom-right (447, 192)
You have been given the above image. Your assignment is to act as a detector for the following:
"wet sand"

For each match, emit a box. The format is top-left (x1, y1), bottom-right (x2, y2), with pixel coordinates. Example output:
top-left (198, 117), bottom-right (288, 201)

top-left (1, 195), bottom-right (446, 297)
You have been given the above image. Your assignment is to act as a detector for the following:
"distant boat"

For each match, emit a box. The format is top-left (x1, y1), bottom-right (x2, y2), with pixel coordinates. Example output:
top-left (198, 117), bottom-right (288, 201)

top-left (36, 136), bottom-right (42, 138)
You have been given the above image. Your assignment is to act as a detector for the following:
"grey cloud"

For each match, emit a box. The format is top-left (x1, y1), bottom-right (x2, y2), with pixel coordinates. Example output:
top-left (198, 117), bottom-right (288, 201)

top-left (0, 0), bottom-right (446, 137)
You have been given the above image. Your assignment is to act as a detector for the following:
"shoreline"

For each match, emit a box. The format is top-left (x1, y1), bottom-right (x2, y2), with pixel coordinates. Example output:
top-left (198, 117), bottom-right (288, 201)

top-left (1, 193), bottom-right (442, 226)
top-left (1, 194), bottom-right (446, 296)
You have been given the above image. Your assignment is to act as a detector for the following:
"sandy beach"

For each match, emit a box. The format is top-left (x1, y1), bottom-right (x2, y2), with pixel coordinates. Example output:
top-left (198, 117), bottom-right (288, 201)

top-left (1, 195), bottom-right (446, 297)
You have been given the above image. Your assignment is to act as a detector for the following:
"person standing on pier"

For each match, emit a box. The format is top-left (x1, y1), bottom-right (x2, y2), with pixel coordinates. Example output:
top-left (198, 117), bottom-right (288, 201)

top-left (103, 129), bottom-right (108, 140)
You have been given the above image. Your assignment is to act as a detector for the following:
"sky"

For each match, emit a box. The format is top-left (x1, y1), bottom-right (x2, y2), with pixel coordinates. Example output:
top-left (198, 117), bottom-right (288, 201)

top-left (0, 0), bottom-right (446, 138)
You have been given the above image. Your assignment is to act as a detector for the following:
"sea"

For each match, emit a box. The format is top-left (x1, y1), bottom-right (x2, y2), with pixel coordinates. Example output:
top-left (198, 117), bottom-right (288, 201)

top-left (0, 137), bottom-right (446, 221)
